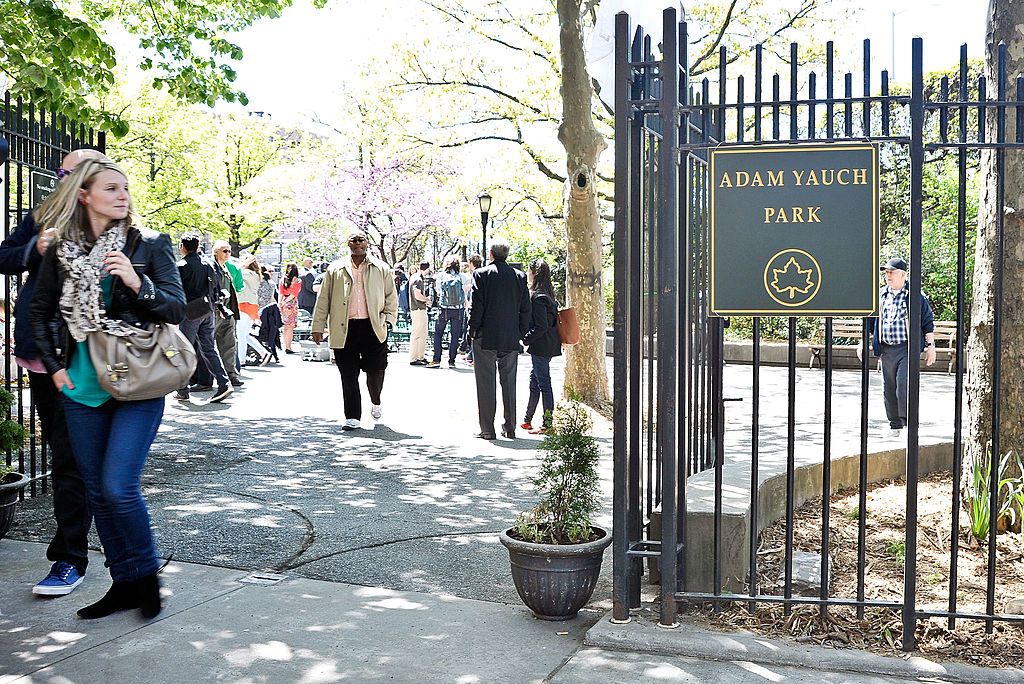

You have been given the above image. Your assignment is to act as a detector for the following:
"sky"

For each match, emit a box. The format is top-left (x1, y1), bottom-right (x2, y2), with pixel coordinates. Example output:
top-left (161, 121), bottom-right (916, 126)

top-left (223, 0), bottom-right (989, 126)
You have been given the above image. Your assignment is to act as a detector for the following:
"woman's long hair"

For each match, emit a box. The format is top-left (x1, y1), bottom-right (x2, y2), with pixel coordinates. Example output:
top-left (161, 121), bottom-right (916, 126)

top-left (35, 156), bottom-right (139, 245)
top-left (283, 262), bottom-right (299, 289)
top-left (528, 259), bottom-right (555, 299)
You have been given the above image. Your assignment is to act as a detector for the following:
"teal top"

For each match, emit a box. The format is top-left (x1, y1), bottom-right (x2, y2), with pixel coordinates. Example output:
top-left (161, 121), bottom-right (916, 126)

top-left (63, 277), bottom-right (114, 407)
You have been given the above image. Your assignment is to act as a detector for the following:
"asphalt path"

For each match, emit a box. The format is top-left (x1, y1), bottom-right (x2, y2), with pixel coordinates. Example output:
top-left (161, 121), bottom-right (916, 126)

top-left (9, 348), bottom-right (617, 609)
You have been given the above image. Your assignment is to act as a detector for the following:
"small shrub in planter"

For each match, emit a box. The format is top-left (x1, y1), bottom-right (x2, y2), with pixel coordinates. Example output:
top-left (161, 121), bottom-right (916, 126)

top-left (0, 388), bottom-right (31, 540)
top-left (500, 394), bottom-right (611, 620)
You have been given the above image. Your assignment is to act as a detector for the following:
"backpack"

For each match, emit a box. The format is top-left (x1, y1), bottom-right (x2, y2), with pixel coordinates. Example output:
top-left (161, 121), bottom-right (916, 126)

top-left (437, 272), bottom-right (465, 308)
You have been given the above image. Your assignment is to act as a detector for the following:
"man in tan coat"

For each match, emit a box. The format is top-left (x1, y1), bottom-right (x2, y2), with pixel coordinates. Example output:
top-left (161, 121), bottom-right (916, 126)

top-left (312, 230), bottom-right (398, 430)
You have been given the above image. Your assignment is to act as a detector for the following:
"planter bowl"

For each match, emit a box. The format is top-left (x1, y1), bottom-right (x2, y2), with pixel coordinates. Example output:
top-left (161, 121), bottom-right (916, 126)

top-left (499, 525), bottom-right (612, 621)
top-left (0, 471), bottom-right (29, 540)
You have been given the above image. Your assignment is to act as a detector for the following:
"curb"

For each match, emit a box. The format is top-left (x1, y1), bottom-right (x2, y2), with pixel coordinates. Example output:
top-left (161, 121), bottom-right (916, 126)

top-left (584, 614), bottom-right (1024, 684)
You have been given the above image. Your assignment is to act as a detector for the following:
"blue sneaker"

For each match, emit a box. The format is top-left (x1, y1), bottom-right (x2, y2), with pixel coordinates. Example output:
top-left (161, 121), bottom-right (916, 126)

top-left (32, 561), bottom-right (84, 596)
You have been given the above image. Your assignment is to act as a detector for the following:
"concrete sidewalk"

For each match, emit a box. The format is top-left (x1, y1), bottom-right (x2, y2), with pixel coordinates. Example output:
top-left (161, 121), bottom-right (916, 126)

top-left (0, 352), bottom-right (986, 682)
top-left (0, 541), bottom-right (920, 683)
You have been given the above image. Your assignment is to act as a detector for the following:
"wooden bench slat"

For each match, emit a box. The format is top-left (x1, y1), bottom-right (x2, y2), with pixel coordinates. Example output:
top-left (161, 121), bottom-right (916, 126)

top-left (807, 318), bottom-right (958, 373)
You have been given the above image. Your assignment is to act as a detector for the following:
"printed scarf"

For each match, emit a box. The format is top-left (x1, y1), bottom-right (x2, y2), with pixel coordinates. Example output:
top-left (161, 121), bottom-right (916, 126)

top-left (56, 222), bottom-right (136, 341)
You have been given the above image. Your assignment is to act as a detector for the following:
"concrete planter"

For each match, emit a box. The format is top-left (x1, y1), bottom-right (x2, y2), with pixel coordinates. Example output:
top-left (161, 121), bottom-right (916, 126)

top-left (499, 526), bottom-right (612, 621)
top-left (0, 471), bottom-right (29, 540)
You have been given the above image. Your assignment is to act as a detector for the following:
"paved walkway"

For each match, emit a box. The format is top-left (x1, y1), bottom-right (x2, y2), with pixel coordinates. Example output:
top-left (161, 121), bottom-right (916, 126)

top-left (0, 352), bottom-right (981, 682)
top-left (1, 541), bottom-right (921, 683)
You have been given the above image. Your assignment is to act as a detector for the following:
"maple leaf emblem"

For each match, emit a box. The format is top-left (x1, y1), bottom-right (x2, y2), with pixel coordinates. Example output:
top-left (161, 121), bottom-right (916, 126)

top-left (770, 257), bottom-right (815, 299)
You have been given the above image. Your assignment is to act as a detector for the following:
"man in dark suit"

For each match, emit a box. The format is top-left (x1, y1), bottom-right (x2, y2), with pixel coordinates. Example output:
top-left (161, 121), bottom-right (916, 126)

top-left (174, 235), bottom-right (232, 404)
top-left (468, 238), bottom-right (531, 439)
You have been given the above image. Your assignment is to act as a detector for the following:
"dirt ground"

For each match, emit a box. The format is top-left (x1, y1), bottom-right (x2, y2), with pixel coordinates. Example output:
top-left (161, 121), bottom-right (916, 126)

top-left (703, 471), bottom-right (1024, 668)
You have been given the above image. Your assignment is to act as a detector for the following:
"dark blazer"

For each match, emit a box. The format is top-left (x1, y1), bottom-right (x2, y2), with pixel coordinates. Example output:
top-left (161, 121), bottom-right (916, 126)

top-left (0, 211), bottom-right (46, 360)
top-left (468, 260), bottom-right (531, 352)
top-left (177, 251), bottom-right (219, 313)
top-left (524, 292), bottom-right (561, 358)
top-left (298, 270), bottom-right (318, 310)
top-left (30, 227), bottom-right (187, 375)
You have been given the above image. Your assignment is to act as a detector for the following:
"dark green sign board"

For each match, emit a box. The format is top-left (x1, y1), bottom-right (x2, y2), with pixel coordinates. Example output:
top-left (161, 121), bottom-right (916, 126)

top-left (709, 144), bottom-right (878, 317)
top-left (31, 169), bottom-right (58, 206)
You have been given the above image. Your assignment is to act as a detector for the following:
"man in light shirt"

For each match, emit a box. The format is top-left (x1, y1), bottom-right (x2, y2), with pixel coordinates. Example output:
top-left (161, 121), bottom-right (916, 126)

top-left (312, 230), bottom-right (398, 430)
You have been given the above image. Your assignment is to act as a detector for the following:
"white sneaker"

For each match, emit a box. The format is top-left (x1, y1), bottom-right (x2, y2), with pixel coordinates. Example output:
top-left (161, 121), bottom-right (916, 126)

top-left (371, 404), bottom-right (382, 419)
top-left (343, 418), bottom-right (361, 431)
top-left (885, 428), bottom-right (904, 439)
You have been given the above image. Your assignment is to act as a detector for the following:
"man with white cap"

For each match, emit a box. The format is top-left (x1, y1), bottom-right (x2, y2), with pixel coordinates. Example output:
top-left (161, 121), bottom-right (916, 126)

top-left (865, 257), bottom-right (936, 438)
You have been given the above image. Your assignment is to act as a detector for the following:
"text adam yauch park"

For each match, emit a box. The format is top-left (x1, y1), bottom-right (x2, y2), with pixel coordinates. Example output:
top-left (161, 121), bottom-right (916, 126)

top-left (3, 1), bottom-right (1024, 683)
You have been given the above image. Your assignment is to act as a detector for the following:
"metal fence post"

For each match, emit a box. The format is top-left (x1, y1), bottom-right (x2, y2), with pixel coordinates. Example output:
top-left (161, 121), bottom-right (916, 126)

top-left (611, 9), bottom-right (632, 624)
top-left (902, 35), bottom-right (924, 652)
top-left (657, 5), bottom-right (681, 628)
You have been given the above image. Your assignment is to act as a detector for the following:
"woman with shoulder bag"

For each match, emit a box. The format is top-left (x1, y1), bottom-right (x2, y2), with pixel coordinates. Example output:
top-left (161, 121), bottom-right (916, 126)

top-left (520, 259), bottom-right (561, 434)
top-left (29, 156), bottom-right (186, 620)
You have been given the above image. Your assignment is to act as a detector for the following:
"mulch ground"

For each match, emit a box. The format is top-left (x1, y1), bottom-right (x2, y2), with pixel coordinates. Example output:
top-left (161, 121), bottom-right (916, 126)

top-left (699, 471), bottom-right (1024, 669)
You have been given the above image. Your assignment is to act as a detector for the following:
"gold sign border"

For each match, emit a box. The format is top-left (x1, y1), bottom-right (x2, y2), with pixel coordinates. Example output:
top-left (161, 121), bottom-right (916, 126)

top-left (709, 143), bottom-right (879, 317)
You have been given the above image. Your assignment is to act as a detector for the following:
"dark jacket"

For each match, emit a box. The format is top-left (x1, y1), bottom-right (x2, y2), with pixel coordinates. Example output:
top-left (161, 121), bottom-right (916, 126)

top-left (216, 260), bottom-right (239, 318)
top-left (30, 227), bottom-right (187, 375)
top-left (177, 251), bottom-right (219, 316)
top-left (867, 285), bottom-right (935, 357)
top-left (524, 292), bottom-right (561, 358)
top-left (468, 260), bottom-right (531, 352)
top-left (0, 211), bottom-right (48, 360)
top-left (298, 270), bottom-right (318, 310)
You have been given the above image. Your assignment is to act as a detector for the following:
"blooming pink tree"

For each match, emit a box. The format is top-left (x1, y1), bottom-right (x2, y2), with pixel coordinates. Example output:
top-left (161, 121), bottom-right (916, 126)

top-left (288, 159), bottom-right (454, 265)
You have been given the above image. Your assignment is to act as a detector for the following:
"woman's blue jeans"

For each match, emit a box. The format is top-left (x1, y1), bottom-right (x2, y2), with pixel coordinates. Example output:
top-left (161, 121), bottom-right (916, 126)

top-left (525, 354), bottom-right (554, 427)
top-left (62, 395), bottom-right (164, 582)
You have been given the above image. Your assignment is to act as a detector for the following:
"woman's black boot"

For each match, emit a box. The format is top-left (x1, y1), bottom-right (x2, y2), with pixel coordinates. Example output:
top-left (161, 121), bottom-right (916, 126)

top-left (134, 572), bottom-right (162, 619)
top-left (77, 581), bottom-right (137, 619)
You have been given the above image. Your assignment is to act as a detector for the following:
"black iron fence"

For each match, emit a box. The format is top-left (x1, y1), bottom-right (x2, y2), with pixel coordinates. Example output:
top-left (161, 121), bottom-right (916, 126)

top-left (1, 94), bottom-right (105, 496)
top-left (612, 7), bottom-right (1021, 651)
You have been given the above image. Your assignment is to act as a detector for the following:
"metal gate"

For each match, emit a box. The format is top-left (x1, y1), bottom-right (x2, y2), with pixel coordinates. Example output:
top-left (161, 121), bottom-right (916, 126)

top-left (1, 94), bottom-right (105, 496)
top-left (612, 7), bottom-right (1022, 650)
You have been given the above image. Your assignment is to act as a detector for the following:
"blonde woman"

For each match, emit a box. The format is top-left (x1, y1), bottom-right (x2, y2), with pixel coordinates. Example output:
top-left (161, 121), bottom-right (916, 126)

top-left (29, 157), bottom-right (185, 620)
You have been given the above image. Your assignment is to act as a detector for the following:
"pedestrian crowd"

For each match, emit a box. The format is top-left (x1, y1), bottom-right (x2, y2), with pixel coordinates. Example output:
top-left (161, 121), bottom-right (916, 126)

top-left (1, 146), bottom-right (933, 631)
top-left (3, 147), bottom-right (570, 625)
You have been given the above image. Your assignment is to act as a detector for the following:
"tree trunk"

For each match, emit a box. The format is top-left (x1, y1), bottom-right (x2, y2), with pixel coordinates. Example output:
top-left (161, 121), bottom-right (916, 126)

top-left (964, 0), bottom-right (1024, 502)
top-left (556, 0), bottom-right (610, 409)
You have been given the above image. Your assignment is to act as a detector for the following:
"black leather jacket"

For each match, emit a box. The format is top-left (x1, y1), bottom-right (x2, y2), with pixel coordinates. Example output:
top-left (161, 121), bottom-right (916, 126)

top-left (30, 226), bottom-right (187, 375)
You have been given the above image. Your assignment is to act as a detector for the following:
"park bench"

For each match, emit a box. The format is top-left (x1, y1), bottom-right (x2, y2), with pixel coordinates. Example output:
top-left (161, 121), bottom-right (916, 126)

top-left (809, 318), bottom-right (958, 374)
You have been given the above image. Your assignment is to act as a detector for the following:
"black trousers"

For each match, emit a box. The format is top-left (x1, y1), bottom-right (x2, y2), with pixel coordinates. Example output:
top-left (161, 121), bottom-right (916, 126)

top-left (29, 370), bottom-right (91, 573)
top-left (334, 319), bottom-right (388, 420)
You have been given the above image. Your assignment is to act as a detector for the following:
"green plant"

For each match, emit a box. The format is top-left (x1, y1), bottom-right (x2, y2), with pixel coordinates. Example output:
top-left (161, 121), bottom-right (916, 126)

top-left (0, 388), bottom-right (27, 483)
top-left (513, 393), bottom-right (601, 545)
top-left (885, 540), bottom-right (906, 567)
top-left (962, 447), bottom-right (1020, 543)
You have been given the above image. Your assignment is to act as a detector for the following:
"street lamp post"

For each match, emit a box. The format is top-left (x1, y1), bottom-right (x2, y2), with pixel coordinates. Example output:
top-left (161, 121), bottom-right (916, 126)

top-left (478, 192), bottom-right (492, 257)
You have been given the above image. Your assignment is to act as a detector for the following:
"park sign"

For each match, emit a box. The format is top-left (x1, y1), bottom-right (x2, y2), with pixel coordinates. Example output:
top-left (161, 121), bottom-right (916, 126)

top-left (30, 169), bottom-right (58, 206)
top-left (709, 143), bottom-right (878, 317)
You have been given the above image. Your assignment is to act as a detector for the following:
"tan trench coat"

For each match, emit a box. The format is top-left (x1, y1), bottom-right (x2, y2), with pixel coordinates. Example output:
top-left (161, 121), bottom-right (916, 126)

top-left (311, 255), bottom-right (398, 347)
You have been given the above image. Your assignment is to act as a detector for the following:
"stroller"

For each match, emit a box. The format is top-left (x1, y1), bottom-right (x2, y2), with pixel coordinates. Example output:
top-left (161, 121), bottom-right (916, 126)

top-left (246, 303), bottom-right (282, 365)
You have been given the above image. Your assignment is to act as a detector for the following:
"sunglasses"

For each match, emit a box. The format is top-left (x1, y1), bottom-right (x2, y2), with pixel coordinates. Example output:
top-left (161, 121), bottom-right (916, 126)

top-left (349, 237), bottom-right (367, 243)
top-left (56, 167), bottom-right (72, 180)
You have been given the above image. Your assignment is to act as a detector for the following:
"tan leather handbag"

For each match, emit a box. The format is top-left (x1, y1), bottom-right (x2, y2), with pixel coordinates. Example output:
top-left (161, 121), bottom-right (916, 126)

top-left (556, 306), bottom-right (581, 345)
top-left (88, 323), bottom-right (198, 401)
